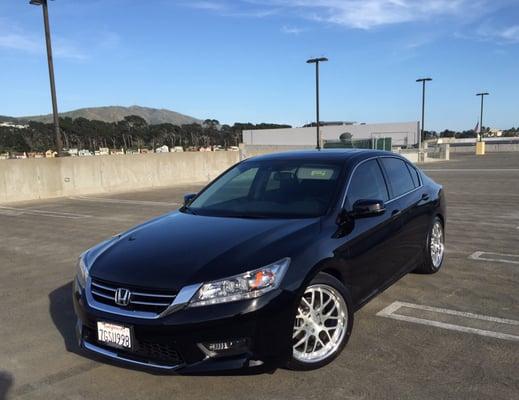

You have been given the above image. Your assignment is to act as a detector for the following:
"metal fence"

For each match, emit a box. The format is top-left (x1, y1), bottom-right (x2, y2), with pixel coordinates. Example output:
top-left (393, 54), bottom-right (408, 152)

top-left (323, 137), bottom-right (392, 151)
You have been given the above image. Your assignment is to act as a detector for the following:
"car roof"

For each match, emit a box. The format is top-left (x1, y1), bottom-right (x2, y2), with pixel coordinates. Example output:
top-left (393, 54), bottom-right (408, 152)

top-left (245, 149), bottom-right (400, 165)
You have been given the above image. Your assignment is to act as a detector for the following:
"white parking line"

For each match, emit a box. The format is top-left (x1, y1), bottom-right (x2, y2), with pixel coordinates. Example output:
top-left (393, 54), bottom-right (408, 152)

top-left (468, 251), bottom-right (519, 265)
top-left (448, 219), bottom-right (518, 229)
top-left (377, 301), bottom-right (519, 342)
top-left (423, 168), bottom-right (519, 172)
top-left (0, 206), bottom-right (91, 219)
top-left (69, 196), bottom-right (179, 207)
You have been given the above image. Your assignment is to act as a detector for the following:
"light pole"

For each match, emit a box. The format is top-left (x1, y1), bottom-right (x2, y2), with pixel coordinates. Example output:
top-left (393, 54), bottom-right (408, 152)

top-left (416, 77), bottom-right (432, 151)
top-left (307, 57), bottom-right (328, 150)
top-left (476, 92), bottom-right (489, 141)
top-left (30, 0), bottom-right (63, 154)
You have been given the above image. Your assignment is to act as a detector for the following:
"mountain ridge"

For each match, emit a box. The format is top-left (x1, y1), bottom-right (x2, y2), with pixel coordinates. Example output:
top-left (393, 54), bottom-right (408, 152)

top-left (18, 105), bottom-right (202, 125)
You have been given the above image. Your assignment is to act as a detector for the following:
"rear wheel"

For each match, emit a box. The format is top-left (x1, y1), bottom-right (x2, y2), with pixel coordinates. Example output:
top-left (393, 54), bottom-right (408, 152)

top-left (286, 273), bottom-right (353, 371)
top-left (415, 216), bottom-right (445, 274)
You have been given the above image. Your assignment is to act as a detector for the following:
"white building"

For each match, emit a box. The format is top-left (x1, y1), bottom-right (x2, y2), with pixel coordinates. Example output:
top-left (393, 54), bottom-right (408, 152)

top-left (155, 145), bottom-right (169, 153)
top-left (0, 122), bottom-right (28, 129)
top-left (243, 121), bottom-right (420, 148)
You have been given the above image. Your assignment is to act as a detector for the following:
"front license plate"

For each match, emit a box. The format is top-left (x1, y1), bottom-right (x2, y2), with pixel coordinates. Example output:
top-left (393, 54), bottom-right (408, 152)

top-left (97, 321), bottom-right (132, 349)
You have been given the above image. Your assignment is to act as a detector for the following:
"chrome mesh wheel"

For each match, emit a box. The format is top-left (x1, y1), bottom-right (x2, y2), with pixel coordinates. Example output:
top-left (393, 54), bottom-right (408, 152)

top-left (430, 220), bottom-right (444, 268)
top-left (292, 284), bottom-right (348, 363)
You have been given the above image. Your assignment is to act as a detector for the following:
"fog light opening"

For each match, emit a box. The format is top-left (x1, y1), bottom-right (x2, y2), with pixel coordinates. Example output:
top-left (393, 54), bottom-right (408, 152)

top-left (198, 338), bottom-right (249, 358)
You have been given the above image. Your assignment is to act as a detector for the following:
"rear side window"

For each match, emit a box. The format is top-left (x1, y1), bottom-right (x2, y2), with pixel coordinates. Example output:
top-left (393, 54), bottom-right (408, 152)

top-left (347, 160), bottom-right (389, 206)
top-left (380, 158), bottom-right (415, 198)
top-left (406, 163), bottom-right (421, 188)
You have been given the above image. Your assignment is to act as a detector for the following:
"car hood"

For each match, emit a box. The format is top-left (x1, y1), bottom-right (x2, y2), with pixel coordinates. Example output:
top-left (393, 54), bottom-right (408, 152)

top-left (88, 211), bottom-right (320, 291)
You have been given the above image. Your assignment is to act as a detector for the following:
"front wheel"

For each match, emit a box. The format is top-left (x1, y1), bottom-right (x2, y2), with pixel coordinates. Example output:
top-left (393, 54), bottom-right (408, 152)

top-left (286, 272), bottom-right (353, 371)
top-left (415, 216), bottom-right (445, 274)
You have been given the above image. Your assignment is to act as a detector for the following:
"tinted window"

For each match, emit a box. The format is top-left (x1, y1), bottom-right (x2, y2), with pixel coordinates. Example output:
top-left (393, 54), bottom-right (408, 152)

top-left (381, 158), bottom-right (415, 197)
top-left (202, 167), bottom-right (259, 207)
top-left (406, 163), bottom-right (421, 188)
top-left (188, 161), bottom-right (342, 218)
top-left (347, 160), bottom-right (389, 206)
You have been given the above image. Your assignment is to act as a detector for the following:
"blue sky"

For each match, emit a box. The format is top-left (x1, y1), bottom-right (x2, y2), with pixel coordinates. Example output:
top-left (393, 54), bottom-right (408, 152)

top-left (1, 0), bottom-right (518, 131)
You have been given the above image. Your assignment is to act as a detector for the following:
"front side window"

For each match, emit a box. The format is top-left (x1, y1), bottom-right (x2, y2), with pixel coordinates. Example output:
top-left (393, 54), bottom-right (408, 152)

top-left (346, 160), bottom-right (389, 207)
top-left (380, 157), bottom-right (416, 198)
top-left (187, 160), bottom-right (343, 218)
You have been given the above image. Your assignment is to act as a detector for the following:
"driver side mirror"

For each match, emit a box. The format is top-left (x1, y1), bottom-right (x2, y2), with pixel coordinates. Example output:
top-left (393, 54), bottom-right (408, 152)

top-left (183, 193), bottom-right (197, 206)
top-left (350, 199), bottom-right (385, 218)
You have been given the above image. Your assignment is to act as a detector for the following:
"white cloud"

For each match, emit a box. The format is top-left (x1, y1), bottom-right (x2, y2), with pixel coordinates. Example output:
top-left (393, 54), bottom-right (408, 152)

top-left (0, 19), bottom-right (121, 60)
top-left (475, 23), bottom-right (519, 44)
top-left (186, 1), bottom-right (279, 17)
top-left (0, 33), bottom-right (40, 54)
top-left (189, 1), bottom-right (228, 11)
top-left (0, 19), bottom-right (87, 60)
top-left (499, 25), bottom-right (519, 42)
top-left (281, 25), bottom-right (305, 35)
top-left (252, 0), bottom-right (487, 29)
top-left (187, 0), bottom-right (497, 30)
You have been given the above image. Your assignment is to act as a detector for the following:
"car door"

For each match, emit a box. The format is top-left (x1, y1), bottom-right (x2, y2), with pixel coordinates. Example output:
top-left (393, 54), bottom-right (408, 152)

top-left (379, 157), bottom-right (425, 279)
top-left (334, 158), bottom-right (400, 307)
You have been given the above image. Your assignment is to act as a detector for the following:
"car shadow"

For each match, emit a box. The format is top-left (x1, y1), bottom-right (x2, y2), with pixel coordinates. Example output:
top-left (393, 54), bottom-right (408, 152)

top-left (0, 370), bottom-right (14, 400)
top-left (48, 282), bottom-right (80, 354)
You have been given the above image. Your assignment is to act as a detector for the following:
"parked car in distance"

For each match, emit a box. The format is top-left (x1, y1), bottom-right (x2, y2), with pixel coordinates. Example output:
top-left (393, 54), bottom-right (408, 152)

top-left (73, 149), bottom-right (446, 373)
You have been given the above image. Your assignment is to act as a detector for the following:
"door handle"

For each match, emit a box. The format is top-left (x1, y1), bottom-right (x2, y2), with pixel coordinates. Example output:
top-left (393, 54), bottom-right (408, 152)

top-left (391, 209), bottom-right (401, 217)
top-left (421, 193), bottom-right (430, 201)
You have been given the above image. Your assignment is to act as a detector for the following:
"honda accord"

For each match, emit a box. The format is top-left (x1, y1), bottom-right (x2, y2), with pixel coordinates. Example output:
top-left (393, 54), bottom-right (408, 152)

top-left (73, 149), bottom-right (446, 373)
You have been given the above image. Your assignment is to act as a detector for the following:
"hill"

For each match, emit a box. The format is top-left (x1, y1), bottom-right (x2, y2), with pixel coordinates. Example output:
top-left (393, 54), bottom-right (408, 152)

top-left (21, 105), bottom-right (202, 125)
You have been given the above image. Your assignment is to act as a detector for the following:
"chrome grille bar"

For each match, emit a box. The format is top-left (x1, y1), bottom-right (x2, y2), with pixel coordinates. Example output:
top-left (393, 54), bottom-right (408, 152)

top-left (89, 278), bottom-right (178, 315)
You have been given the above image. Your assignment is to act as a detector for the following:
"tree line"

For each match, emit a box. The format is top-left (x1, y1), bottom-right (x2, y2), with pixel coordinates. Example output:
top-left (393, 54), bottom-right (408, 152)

top-left (0, 116), bottom-right (291, 153)
top-left (425, 127), bottom-right (519, 139)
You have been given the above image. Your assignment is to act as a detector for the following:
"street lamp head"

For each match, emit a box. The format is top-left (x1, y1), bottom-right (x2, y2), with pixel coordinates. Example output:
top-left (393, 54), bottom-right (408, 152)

top-left (476, 92), bottom-right (489, 96)
top-left (416, 77), bottom-right (432, 82)
top-left (29, 0), bottom-right (44, 5)
top-left (307, 57), bottom-right (328, 64)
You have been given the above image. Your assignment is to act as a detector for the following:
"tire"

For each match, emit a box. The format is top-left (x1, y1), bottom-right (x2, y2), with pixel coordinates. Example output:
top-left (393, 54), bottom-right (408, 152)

top-left (415, 216), bottom-right (445, 274)
top-left (286, 272), bottom-right (354, 371)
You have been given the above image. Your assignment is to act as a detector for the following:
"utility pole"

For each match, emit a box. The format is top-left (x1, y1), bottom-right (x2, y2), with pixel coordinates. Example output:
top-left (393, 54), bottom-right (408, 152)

top-left (307, 57), bottom-right (328, 150)
top-left (476, 92), bottom-right (489, 142)
top-left (416, 77), bottom-right (432, 152)
top-left (30, 0), bottom-right (63, 154)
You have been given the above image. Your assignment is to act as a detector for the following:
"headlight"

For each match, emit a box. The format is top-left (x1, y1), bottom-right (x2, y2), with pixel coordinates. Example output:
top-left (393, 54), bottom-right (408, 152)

top-left (189, 258), bottom-right (290, 307)
top-left (76, 254), bottom-right (89, 288)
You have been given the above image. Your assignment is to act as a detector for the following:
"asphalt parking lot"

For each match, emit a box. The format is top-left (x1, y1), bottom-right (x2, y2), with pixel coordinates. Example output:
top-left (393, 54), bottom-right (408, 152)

top-left (0, 152), bottom-right (518, 400)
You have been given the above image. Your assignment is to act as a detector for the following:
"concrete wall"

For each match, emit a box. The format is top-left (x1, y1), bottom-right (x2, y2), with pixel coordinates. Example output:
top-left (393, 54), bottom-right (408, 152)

top-left (240, 144), bottom-right (315, 158)
top-left (0, 152), bottom-right (240, 203)
top-left (243, 121), bottom-right (420, 147)
top-left (0, 143), bottom-right (452, 204)
top-left (450, 143), bottom-right (519, 153)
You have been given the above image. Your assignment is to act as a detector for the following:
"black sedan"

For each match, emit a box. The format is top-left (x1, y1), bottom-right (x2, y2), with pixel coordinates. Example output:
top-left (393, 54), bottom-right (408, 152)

top-left (73, 149), bottom-right (446, 373)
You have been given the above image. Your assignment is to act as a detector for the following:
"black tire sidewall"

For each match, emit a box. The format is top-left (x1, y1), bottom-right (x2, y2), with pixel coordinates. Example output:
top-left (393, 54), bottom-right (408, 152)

top-left (286, 272), bottom-right (354, 371)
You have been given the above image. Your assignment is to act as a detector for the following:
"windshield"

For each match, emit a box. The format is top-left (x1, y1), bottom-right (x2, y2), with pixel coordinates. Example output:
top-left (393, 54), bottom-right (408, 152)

top-left (185, 160), bottom-right (344, 218)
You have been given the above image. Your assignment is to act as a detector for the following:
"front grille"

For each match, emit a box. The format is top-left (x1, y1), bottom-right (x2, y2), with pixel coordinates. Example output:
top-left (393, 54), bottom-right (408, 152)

top-left (136, 340), bottom-right (183, 364)
top-left (90, 278), bottom-right (177, 315)
top-left (83, 327), bottom-right (183, 366)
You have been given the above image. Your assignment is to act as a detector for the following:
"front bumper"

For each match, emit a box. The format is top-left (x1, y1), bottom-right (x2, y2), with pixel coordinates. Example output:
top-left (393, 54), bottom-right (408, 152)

top-left (73, 279), bottom-right (295, 374)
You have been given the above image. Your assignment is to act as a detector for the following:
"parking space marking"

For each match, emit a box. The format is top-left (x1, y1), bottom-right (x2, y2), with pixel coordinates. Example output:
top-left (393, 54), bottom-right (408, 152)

top-left (448, 219), bottom-right (518, 229)
top-left (0, 206), bottom-right (91, 219)
top-left (423, 168), bottom-right (519, 172)
top-left (469, 251), bottom-right (519, 265)
top-left (69, 196), bottom-right (179, 207)
top-left (11, 361), bottom-right (99, 398)
top-left (377, 301), bottom-right (519, 342)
